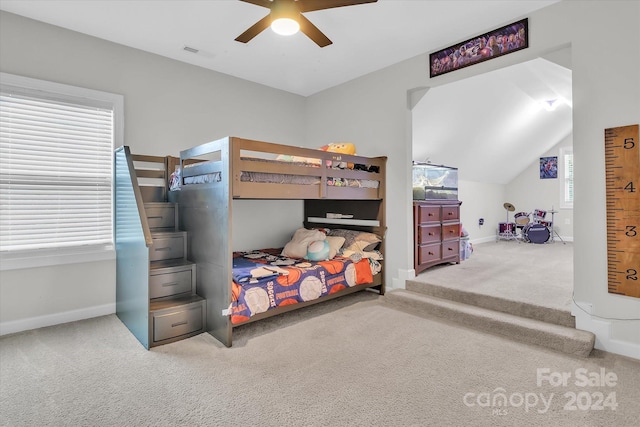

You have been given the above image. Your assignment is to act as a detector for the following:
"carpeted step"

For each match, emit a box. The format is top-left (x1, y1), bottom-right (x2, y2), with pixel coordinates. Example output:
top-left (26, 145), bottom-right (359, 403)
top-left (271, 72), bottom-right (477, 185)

top-left (406, 280), bottom-right (575, 328)
top-left (384, 289), bottom-right (595, 357)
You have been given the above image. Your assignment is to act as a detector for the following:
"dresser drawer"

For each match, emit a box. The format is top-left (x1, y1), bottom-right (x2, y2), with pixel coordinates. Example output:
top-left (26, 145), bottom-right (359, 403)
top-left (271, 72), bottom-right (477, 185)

top-left (153, 302), bottom-right (204, 342)
top-left (417, 205), bottom-right (440, 223)
top-left (442, 223), bottom-right (460, 241)
top-left (418, 243), bottom-right (441, 265)
top-left (442, 206), bottom-right (460, 222)
top-left (150, 233), bottom-right (185, 261)
top-left (145, 204), bottom-right (175, 229)
top-left (419, 224), bottom-right (441, 245)
top-left (149, 269), bottom-right (192, 299)
top-left (442, 240), bottom-right (460, 260)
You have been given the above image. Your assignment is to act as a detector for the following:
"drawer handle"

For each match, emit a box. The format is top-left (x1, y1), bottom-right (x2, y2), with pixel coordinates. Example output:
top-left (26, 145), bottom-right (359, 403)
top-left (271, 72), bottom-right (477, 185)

top-left (161, 282), bottom-right (178, 287)
top-left (154, 247), bottom-right (171, 252)
top-left (428, 232), bottom-right (434, 236)
top-left (147, 216), bottom-right (164, 219)
top-left (449, 229), bottom-right (455, 234)
top-left (428, 251), bottom-right (434, 255)
top-left (428, 213), bottom-right (434, 216)
top-left (447, 247), bottom-right (454, 251)
top-left (171, 320), bottom-right (188, 328)
top-left (448, 212), bottom-right (453, 216)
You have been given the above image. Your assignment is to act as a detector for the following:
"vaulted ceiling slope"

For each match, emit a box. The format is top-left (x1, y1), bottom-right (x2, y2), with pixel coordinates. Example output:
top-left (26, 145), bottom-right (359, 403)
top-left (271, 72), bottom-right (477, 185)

top-left (413, 57), bottom-right (573, 185)
top-left (0, 0), bottom-right (559, 96)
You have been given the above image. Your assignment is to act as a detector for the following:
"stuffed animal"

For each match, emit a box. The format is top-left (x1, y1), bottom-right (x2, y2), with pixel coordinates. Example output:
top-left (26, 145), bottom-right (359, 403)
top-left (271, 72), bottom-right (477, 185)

top-left (321, 142), bottom-right (356, 168)
top-left (322, 142), bottom-right (356, 155)
top-left (305, 240), bottom-right (330, 261)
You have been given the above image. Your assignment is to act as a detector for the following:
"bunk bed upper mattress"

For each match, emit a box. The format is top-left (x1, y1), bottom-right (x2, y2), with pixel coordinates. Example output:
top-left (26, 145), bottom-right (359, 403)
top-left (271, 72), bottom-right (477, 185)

top-left (169, 157), bottom-right (380, 190)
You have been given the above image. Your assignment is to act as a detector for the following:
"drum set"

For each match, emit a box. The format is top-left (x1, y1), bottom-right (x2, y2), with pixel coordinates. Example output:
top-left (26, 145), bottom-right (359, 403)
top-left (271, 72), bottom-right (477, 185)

top-left (498, 202), bottom-right (564, 244)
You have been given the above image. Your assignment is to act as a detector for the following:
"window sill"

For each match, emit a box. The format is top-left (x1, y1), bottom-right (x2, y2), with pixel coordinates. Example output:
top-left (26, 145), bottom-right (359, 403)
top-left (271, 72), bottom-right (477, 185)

top-left (0, 244), bottom-right (115, 271)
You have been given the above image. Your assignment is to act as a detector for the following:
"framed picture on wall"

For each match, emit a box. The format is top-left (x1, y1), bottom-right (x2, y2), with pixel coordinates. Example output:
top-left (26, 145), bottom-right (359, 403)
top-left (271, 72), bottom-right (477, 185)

top-left (429, 18), bottom-right (529, 78)
top-left (540, 156), bottom-right (558, 179)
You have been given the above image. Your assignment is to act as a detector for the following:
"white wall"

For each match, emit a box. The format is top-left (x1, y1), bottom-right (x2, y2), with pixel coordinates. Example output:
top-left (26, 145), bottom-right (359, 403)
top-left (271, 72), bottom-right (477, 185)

top-left (506, 134), bottom-right (574, 240)
top-left (0, 11), bottom-right (306, 333)
top-left (306, 1), bottom-right (640, 358)
top-left (305, 59), bottom-right (427, 289)
top-left (568, 1), bottom-right (640, 356)
top-left (458, 180), bottom-right (507, 244)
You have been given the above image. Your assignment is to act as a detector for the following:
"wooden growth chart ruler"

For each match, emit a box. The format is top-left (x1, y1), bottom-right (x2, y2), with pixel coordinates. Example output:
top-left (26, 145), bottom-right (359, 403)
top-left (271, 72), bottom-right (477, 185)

top-left (605, 124), bottom-right (640, 298)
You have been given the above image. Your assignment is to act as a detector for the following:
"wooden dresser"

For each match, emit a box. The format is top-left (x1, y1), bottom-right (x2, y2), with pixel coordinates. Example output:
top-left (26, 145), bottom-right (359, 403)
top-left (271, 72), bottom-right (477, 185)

top-left (413, 200), bottom-right (462, 274)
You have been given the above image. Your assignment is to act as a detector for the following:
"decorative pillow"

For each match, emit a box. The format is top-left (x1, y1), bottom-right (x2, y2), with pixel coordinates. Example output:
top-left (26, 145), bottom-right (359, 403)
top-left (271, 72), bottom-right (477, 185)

top-left (305, 240), bottom-right (330, 261)
top-left (327, 229), bottom-right (381, 253)
top-left (345, 239), bottom-right (378, 252)
top-left (281, 228), bottom-right (326, 259)
top-left (325, 236), bottom-right (346, 259)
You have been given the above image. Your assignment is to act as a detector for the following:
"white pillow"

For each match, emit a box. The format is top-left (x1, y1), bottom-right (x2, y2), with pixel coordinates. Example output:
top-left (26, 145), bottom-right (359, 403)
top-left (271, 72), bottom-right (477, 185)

top-left (326, 236), bottom-right (346, 259)
top-left (281, 228), bottom-right (326, 259)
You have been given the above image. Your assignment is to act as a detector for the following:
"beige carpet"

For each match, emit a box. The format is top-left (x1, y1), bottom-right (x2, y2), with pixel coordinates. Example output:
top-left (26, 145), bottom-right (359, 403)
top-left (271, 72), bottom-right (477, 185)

top-left (2, 290), bottom-right (639, 427)
top-left (411, 240), bottom-right (574, 314)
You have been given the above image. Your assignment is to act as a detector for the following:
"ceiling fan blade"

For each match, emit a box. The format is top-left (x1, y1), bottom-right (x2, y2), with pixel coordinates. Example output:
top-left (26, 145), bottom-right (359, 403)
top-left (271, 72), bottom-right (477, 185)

top-left (235, 15), bottom-right (273, 43)
top-left (298, 14), bottom-right (332, 47)
top-left (237, 0), bottom-right (273, 9)
top-left (298, 0), bottom-right (377, 13)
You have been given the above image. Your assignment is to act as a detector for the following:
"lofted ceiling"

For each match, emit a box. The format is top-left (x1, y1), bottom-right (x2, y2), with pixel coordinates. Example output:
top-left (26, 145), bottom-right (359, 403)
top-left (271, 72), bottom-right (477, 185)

top-left (0, 0), bottom-right (559, 97)
top-left (413, 57), bottom-right (573, 185)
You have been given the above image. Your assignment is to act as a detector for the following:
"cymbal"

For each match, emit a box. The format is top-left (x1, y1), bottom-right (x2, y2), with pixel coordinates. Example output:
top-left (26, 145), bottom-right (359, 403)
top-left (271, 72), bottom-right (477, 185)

top-left (503, 202), bottom-right (515, 212)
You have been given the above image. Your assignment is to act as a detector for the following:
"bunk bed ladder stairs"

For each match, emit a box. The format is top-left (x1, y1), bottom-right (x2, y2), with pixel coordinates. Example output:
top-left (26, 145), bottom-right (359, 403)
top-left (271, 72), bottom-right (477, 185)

top-left (146, 201), bottom-right (206, 347)
top-left (138, 155), bottom-right (206, 348)
top-left (115, 147), bottom-right (205, 350)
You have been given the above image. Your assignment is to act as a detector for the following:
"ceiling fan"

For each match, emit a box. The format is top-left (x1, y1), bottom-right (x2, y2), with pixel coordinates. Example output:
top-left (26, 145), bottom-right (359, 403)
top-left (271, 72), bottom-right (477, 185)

top-left (235, 0), bottom-right (378, 47)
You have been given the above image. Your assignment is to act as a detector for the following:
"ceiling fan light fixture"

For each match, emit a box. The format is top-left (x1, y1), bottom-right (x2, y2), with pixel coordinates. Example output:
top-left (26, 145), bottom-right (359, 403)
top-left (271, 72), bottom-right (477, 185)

top-left (271, 17), bottom-right (300, 36)
top-left (270, 0), bottom-right (300, 36)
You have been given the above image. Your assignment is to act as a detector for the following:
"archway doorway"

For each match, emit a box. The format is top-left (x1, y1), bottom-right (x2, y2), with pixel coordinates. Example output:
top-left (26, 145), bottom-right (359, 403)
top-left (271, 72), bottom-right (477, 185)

top-left (410, 53), bottom-right (574, 318)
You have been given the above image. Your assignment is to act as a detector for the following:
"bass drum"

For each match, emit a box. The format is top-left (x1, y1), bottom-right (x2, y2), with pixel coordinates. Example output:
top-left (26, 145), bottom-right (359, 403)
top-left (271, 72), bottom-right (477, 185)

top-left (522, 223), bottom-right (550, 244)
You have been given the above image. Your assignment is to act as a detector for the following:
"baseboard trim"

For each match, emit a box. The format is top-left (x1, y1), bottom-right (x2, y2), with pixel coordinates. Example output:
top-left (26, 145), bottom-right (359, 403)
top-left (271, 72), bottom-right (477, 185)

top-left (471, 236), bottom-right (496, 245)
top-left (472, 235), bottom-right (574, 245)
top-left (572, 302), bottom-right (640, 360)
top-left (392, 268), bottom-right (415, 290)
top-left (0, 303), bottom-right (116, 336)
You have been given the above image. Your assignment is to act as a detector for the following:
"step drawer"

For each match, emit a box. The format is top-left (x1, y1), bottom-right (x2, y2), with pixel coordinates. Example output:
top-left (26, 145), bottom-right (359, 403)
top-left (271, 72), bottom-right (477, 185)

top-left (153, 303), bottom-right (204, 342)
top-left (146, 205), bottom-right (175, 229)
top-left (150, 234), bottom-right (185, 261)
top-left (149, 269), bottom-right (192, 299)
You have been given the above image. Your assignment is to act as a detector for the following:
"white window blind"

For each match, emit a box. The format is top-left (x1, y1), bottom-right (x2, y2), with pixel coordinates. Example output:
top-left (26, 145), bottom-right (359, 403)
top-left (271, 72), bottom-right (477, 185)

top-left (0, 79), bottom-right (115, 253)
top-left (560, 147), bottom-right (574, 209)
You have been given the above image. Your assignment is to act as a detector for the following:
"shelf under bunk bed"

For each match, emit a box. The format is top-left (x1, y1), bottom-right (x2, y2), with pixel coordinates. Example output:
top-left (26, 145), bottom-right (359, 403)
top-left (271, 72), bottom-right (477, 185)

top-left (168, 136), bottom-right (386, 347)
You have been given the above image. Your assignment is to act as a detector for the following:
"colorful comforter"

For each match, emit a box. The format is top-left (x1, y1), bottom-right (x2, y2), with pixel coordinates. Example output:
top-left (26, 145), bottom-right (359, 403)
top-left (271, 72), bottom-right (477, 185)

top-left (230, 248), bottom-right (374, 324)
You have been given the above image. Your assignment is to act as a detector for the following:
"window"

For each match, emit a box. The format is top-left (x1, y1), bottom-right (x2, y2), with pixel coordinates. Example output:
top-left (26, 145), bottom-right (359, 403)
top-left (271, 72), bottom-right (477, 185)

top-left (560, 146), bottom-right (573, 209)
top-left (0, 73), bottom-right (123, 270)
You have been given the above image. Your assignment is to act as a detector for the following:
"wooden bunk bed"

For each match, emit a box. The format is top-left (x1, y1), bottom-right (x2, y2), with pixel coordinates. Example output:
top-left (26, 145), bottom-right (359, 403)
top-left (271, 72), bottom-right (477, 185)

top-left (168, 136), bottom-right (387, 347)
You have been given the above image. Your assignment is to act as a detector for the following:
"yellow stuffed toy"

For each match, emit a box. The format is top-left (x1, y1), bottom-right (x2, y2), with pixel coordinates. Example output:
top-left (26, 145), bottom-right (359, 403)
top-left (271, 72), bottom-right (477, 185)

top-left (321, 142), bottom-right (356, 168)
top-left (322, 142), bottom-right (356, 155)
